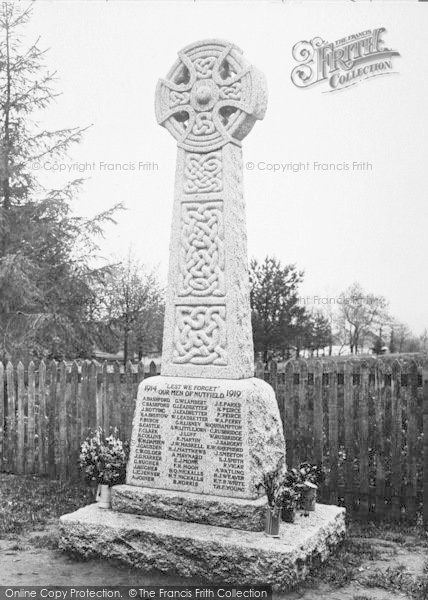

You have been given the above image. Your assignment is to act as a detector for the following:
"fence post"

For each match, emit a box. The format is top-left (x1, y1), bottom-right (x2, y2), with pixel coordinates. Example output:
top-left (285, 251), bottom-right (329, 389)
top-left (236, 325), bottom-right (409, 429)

top-left (27, 361), bottom-right (36, 474)
top-left (406, 361), bottom-right (418, 521)
top-left (374, 360), bottom-right (386, 520)
top-left (269, 359), bottom-right (278, 393)
top-left (284, 360), bottom-right (294, 468)
top-left (125, 360), bottom-right (134, 440)
top-left (359, 361), bottom-right (369, 517)
top-left (48, 360), bottom-right (57, 479)
top-left (270, 360), bottom-right (282, 430)
top-left (6, 362), bottom-right (16, 472)
top-left (423, 363), bottom-right (428, 529)
top-left (299, 360), bottom-right (310, 464)
top-left (137, 361), bottom-right (145, 385)
top-left (113, 361), bottom-right (121, 434)
top-left (38, 361), bottom-right (47, 475)
top-left (16, 362), bottom-right (25, 475)
top-left (255, 356), bottom-right (264, 380)
top-left (344, 361), bottom-right (353, 512)
top-left (95, 361), bottom-right (103, 430)
top-left (58, 361), bottom-right (68, 480)
top-left (80, 361), bottom-right (89, 437)
top-left (329, 360), bottom-right (338, 505)
top-left (88, 361), bottom-right (97, 430)
top-left (391, 360), bottom-right (402, 521)
top-left (70, 361), bottom-right (79, 481)
top-left (313, 361), bottom-right (323, 467)
top-left (149, 360), bottom-right (157, 377)
top-left (101, 361), bottom-right (109, 433)
top-left (0, 362), bottom-right (4, 472)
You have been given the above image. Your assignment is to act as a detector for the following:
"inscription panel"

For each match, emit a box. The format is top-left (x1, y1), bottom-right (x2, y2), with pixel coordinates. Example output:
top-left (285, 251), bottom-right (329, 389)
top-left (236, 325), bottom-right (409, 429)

top-left (127, 379), bottom-right (250, 498)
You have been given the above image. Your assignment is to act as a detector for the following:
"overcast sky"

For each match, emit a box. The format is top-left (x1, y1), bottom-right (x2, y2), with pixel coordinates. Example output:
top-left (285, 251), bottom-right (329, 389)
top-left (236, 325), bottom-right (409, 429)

top-left (25, 0), bottom-right (428, 334)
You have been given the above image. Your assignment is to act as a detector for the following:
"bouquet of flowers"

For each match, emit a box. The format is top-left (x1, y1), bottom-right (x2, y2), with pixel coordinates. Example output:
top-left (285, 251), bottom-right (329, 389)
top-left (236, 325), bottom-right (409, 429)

top-left (257, 459), bottom-right (299, 515)
top-left (286, 462), bottom-right (323, 512)
top-left (280, 469), bottom-right (302, 512)
top-left (295, 462), bottom-right (324, 487)
top-left (79, 427), bottom-right (129, 486)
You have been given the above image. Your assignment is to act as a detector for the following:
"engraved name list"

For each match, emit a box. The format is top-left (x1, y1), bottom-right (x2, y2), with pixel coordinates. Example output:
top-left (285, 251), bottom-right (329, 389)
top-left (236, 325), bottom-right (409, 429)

top-left (128, 380), bottom-right (250, 498)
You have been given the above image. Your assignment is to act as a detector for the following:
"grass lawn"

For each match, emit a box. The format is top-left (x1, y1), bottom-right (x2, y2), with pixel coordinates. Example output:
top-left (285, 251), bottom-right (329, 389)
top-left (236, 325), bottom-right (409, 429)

top-left (1, 473), bottom-right (428, 599)
top-left (0, 472), bottom-right (94, 538)
top-left (302, 521), bottom-right (428, 599)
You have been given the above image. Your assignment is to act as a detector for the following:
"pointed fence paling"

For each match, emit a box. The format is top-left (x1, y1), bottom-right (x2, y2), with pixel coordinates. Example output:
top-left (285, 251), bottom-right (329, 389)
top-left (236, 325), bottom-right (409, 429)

top-left (0, 355), bottom-right (427, 524)
top-left (257, 354), bottom-right (427, 524)
top-left (0, 359), bottom-right (153, 481)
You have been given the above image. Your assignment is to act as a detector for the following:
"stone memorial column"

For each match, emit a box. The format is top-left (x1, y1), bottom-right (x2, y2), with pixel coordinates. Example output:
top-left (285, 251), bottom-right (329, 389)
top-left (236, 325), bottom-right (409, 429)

top-left (60, 41), bottom-right (346, 581)
top-left (122, 40), bottom-right (285, 529)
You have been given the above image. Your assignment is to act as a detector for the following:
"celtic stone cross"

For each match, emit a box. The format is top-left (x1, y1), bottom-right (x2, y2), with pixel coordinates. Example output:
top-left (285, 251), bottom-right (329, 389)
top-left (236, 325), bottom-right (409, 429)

top-left (156, 39), bottom-right (267, 379)
top-left (60, 42), bottom-right (343, 569)
top-left (125, 39), bottom-right (283, 507)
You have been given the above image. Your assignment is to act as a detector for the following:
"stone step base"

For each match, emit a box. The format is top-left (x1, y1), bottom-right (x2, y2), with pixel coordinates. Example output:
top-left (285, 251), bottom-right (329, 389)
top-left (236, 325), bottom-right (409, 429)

top-left (112, 484), bottom-right (267, 531)
top-left (59, 503), bottom-right (345, 591)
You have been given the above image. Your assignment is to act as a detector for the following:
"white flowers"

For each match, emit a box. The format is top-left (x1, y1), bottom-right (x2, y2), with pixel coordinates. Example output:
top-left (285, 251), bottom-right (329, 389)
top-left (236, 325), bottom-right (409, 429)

top-left (79, 427), bottom-right (129, 486)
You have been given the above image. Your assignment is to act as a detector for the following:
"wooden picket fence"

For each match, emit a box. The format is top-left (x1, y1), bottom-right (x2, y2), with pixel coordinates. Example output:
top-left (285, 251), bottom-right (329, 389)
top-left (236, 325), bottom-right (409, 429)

top-left (257, 355), bottom-right (428, 525)
top-left (1, 355), bottom-right (428, 525)
top-left (0, 360), bottom-right (158, 481)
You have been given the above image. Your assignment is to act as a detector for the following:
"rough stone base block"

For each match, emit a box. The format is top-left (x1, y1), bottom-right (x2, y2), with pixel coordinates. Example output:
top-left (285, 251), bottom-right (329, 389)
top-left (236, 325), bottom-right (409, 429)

top-left (112, 484), bottom-right (267, 531)
top-left (59, 503), bottom-right (345, 591)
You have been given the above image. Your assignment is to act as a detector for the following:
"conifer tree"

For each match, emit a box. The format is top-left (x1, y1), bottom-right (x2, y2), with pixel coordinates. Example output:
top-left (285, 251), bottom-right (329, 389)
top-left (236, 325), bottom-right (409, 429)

top-left (0, 2), bottom-right (120, 359)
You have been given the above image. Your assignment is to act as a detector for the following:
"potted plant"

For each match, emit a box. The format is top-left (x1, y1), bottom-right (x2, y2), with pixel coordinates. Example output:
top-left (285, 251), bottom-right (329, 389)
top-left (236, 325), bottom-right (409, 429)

top-left (79, 427), bottom-right (129, 509)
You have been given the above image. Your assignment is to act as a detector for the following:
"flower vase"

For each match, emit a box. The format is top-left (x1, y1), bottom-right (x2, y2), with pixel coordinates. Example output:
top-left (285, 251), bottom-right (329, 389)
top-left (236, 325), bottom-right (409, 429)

top-left (97, 484), bottom-right (112, 509)
top-left (281, 506), bottom-right (296, 523)
top-left (301, 482), bottom-right (317, 512)
top-left (265, 508), bottom-right (280, 537)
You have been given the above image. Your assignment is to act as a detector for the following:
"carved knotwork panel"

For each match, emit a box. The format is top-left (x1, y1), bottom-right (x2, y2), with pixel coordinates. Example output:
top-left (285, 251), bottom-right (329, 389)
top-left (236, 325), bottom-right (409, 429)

top-left (194, 56), bottom-right (217, 79)
top-left (184, 151), bottom-right (222, 194)
top-left (173, 306), bottom-right (227, 365)
top-left (179, 201), bottom-right (225, 298)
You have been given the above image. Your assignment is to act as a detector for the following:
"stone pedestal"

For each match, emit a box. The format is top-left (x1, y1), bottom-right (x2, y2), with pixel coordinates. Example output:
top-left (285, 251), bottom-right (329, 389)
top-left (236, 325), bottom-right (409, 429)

top-left (59, 503), bottom-right (346, 592)
top-left (112, 485), bottom-right (267, 531)
top-left (126, 376), bottom-right (285, 501)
